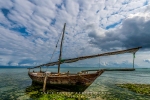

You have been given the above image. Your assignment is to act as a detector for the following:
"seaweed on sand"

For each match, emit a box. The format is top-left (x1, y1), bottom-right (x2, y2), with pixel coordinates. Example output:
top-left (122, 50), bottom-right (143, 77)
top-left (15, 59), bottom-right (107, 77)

top-left (25, 84), bottom-right (89, 100)
top-left (117, 84), bottom-right (150, 96)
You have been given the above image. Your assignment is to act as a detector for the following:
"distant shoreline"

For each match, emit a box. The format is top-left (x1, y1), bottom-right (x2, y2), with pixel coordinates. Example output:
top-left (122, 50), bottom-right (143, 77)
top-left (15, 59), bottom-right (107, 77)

top-left (0, 66), bottom-right (149, 69)
top-left (0, 66), bottom-right (29, 68)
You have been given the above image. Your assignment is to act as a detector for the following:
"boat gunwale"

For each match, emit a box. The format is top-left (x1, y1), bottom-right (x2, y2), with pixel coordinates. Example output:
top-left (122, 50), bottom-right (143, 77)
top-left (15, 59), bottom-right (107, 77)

top-left (28, 70), bottom-right (104, 77)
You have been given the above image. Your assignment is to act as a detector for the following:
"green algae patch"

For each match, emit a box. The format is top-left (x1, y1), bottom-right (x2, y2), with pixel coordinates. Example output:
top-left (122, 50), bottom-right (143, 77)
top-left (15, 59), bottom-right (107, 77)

top-left (27, 92), bottom-right (88, 100)
top-left (117, 84), bottom-right (150, 95)
top-left (36, 93), bottom-right (89, 100)
top-left (25, 84), bottom-right (89, 100)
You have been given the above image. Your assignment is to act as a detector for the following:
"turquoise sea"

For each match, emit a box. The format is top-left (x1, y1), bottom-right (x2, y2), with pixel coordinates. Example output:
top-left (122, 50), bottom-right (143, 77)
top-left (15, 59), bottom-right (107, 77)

top-left (0, 67), bottom-right (150, 100)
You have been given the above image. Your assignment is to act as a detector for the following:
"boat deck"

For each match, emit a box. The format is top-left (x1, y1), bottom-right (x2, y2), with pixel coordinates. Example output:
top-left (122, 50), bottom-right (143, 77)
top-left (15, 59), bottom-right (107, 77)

top-left (29, 70), bottom-right (102, 77)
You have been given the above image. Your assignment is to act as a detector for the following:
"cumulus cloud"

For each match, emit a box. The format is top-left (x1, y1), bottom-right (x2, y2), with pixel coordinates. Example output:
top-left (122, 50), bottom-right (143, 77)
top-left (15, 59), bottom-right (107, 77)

top-left (143, 59), bottom-right (150, 63)
top-left (89, 13), bottom-right (150, 50)
top-left (100, 60), bottom-right (135, 68)
top-left (0, 0), bottom-right (150, 66)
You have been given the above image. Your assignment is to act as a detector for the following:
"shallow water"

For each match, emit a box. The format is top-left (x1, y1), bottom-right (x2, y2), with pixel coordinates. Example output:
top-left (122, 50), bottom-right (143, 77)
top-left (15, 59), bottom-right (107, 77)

top-left (0, 67), bottom-right (150, 100)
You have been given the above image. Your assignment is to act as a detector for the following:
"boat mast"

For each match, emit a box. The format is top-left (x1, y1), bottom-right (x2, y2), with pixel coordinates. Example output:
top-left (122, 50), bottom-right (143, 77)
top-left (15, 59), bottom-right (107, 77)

top-left (58, 23), bottom-right (66, 74)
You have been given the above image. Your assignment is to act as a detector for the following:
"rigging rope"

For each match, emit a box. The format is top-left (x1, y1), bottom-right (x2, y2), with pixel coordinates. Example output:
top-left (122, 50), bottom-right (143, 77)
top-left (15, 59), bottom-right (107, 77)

top-left (45, 28), bottom-right (64, 71)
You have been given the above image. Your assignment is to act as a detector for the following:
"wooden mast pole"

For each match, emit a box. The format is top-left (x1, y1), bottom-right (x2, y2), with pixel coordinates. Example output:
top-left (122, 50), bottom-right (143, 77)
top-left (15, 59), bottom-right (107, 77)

top-left (58, 23), bottom-right (66, 74)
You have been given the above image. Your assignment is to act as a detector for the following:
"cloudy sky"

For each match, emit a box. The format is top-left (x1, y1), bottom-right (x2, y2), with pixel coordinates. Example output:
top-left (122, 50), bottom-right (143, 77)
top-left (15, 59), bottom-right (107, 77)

top-left (0, 0), bottom-right (150, 68)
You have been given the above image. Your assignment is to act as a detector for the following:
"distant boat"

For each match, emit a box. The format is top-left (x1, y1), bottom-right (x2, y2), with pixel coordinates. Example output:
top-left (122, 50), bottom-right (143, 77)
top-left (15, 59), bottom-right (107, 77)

top-left (28, 23), bottom-right (141, 92)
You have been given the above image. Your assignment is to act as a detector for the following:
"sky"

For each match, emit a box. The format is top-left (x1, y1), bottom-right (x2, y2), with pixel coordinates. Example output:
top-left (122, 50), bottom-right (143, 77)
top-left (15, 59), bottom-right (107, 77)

top-left (0, 0), bottom-right (150, 68)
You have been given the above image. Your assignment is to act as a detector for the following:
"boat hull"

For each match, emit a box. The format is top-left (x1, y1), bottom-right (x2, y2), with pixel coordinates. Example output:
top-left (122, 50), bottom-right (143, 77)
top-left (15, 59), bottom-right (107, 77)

top-left (28, 70), bottom-right (104, 92)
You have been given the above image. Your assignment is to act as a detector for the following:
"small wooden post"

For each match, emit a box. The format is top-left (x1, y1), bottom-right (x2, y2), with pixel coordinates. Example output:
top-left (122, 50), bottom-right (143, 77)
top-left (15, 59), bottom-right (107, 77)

top-left (67, 71), bottom-right (69, 76)
top-left (40, 67), bottom-right (41, 72)
top-left (133, 53), bottom-right (135, 69)
top-left (43, 73), bottom-right (48, 92)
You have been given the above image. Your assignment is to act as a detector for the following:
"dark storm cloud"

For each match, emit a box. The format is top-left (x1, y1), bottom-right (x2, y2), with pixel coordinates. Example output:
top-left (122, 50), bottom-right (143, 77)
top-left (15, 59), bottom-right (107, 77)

top-left (89, 14), bottom-right (150, 51)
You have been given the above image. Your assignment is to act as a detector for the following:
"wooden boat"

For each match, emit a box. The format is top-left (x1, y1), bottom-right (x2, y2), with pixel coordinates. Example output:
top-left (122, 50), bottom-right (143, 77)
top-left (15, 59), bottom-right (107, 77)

top-left (28, 70), bottom-right (104, 92)
top-left (28, 23), bottom-right (142, 92)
